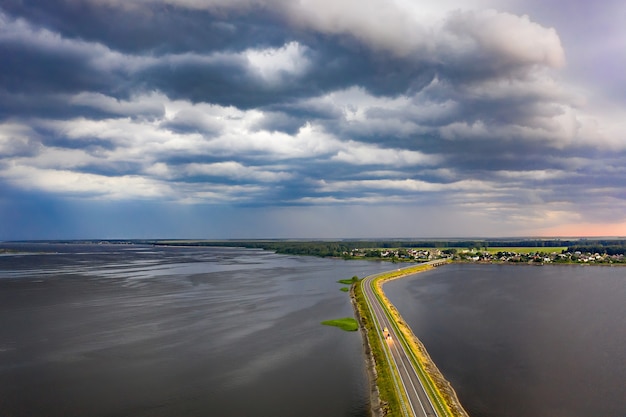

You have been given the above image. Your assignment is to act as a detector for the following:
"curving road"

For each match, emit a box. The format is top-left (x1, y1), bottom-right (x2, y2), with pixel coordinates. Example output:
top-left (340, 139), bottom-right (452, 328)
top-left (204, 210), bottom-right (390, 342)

top-left (360, 261), bottom-right (446, 417)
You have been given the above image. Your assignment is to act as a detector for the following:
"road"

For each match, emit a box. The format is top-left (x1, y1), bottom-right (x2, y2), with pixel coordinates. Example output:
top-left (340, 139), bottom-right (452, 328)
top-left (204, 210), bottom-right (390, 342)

top-left (360, 261), bottom-right (446, 417)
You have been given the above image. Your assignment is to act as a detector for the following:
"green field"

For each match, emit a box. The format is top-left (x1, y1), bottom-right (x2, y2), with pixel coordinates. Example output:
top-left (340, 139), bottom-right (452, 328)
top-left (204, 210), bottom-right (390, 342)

top-left (483, 247), bottom-right (567, 254)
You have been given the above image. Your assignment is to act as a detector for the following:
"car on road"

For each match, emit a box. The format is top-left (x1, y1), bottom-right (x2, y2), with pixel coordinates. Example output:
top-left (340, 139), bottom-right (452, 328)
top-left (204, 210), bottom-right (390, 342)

top-left (383, 327), bottom-right (392, 340)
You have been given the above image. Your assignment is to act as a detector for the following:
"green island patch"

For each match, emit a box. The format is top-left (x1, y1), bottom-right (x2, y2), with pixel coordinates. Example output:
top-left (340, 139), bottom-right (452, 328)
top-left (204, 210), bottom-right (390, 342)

top-left (321, 317), bottom-right (359, 331)
top-left (337, 276), bottom-right (359, 285)
top-left (340, 287), bottom-right (350, 292)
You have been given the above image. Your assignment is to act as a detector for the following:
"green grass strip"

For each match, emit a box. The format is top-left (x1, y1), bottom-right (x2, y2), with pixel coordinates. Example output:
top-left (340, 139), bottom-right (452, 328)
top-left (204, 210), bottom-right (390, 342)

top-left (353, 281), bottom-right (407, 417)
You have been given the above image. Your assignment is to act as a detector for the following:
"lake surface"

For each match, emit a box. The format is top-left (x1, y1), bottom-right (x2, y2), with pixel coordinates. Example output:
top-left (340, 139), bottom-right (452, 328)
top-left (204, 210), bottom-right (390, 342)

top-left (384, 263), bottom-right (626, 417)
top-left (0, 243), bottom-right (396, 417)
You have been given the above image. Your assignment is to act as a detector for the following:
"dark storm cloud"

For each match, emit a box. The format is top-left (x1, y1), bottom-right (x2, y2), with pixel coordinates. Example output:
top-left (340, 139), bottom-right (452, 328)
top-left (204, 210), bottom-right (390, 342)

top-left (1, 0), bottom-right (287, 54)
top-left (0, 32), bottom-right (117, 96)
top-left (1, 2), bottom-right (437, 110)
top-left (0, 6), bottom-right (299, 108)
top-left (0, 90), bottom-right (165, 121)
top-left (127, 34), bottom-right (439, 110)
top-left (0, 0), bottom-right (579, 150)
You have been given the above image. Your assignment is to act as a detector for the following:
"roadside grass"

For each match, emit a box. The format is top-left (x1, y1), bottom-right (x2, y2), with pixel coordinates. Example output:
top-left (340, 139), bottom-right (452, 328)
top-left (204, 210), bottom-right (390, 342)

top-left (321, 317), bottom-right (359, 331)
top-left (340, 287), bottom-right (350, 292)
top-left (353, 283), bottom-right (406, 417)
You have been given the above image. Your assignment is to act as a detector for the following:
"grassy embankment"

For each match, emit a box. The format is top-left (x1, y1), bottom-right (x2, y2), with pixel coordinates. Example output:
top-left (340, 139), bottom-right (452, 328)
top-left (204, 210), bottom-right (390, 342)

top-left (353, 279), bottom-right (407, 416)
top-left (354, 263), bottom-right (469, 417)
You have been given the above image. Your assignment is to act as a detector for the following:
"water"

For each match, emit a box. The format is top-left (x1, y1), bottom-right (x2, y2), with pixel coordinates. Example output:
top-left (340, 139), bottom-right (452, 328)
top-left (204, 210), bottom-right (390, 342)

top-left (0, 243), bottom-right (396, 417)
top-left (384, 263), bottom-right (626, 417)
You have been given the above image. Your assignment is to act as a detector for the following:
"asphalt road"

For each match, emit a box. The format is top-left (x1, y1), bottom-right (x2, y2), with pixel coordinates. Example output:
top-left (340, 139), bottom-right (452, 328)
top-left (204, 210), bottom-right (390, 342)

top-left (360, 262), bottom-right (444, 417)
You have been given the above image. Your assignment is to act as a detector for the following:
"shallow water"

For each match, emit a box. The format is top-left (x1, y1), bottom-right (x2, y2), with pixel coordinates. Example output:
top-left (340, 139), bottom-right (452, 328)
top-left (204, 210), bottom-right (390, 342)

top-left (384, 263), bottom-right (626, 417)
top-left (0, 243), bottom-right (395, 417)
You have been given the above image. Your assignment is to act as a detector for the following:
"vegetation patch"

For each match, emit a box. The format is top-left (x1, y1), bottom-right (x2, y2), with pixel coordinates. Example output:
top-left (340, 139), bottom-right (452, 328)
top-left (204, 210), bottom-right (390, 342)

top-left (340, 287), bottom-right (350, 292)
top-left (338, 276), bottom-right (359, 285)
top-left (321, 317), bottom-right (359, 331)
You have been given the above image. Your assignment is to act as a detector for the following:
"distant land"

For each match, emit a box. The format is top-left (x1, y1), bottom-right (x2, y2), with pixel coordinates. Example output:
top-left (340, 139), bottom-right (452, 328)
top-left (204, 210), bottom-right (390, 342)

top-left (6, 238), bottom-right (626, 264)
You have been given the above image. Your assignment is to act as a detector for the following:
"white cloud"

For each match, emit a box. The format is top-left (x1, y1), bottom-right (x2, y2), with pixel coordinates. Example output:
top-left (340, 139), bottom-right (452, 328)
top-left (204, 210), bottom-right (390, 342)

top-left (440, 9), bottom-right (565, 69)
top-left (176, 183), bottom-right (269, 204)
top-left (332, 143), bottom-right (438, 166)
top-left (70, 92), bottom-right (166, 117)
top-left (184, 161), bottom-right (293, 182)
top-left (2, 164), bottom-right (172, 199)
top-left (205, 121), bottom-right (343, 159)
top-left (244, 41), bottom-right (310, 84)
top-left (0, 122), bottom-right (39, 157)
top-left (0, 96), bottom-right (341, 201)
top-left (495, 169), bottom-right (569, 181)
top-left (10, 148), bottom-right (103, 171)
top-left (316, 178), bottom-right (494, 193)
top-left (282, 0), bottom-right (428, 58)
top-left (294, 195), bottom-right (413, 205)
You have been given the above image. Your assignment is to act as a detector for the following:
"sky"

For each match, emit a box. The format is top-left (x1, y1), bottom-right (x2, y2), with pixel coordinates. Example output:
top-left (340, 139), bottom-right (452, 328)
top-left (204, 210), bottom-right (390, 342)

top-left (1, 0), bottom-right (626, 240)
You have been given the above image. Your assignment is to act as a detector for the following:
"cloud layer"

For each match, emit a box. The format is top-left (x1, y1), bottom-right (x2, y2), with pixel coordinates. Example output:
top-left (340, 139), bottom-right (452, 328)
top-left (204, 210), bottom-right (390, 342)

top-left (1, 0), bottom-right (625, 238)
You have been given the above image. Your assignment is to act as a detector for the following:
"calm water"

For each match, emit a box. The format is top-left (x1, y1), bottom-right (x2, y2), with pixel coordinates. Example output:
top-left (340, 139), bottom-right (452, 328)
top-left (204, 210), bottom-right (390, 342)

top-left (0, 243), bottom-right (396, 417)
top-left (385, 263), bottom-right (626, 417)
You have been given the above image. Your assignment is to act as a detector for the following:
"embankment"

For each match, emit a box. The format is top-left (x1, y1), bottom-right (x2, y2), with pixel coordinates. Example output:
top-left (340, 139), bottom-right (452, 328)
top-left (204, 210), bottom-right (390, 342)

top-left (352, 265), bottom-right (470, 417)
